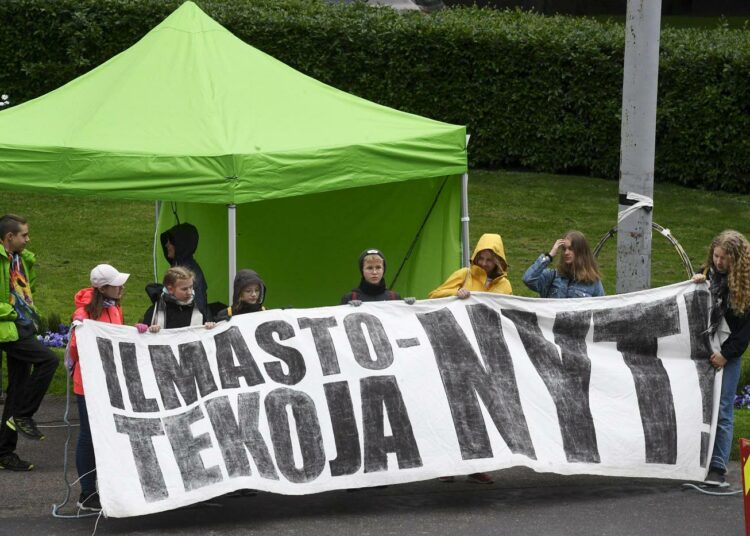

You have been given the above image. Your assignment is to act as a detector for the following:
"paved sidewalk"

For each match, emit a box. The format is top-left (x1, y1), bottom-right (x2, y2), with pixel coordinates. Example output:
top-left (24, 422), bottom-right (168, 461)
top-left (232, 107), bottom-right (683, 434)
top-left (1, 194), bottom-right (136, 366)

top-left (0, 395), bottom-right (744, 535)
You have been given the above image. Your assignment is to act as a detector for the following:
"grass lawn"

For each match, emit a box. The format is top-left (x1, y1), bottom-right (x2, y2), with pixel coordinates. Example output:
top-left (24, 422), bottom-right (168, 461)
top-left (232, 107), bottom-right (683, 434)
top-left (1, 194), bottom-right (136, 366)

top-left (3, 169), bottom-right (750, 458)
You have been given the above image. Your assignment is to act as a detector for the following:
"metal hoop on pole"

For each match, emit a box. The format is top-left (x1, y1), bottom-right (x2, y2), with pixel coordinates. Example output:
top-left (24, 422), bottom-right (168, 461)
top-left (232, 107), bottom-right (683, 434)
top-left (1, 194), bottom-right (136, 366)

top-left (593, 222), bottom-right (694, 279)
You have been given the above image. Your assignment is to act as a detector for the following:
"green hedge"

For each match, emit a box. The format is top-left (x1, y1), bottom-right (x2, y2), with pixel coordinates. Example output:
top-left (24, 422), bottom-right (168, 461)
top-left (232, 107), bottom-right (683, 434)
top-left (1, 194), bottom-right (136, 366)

top-left (1, 0), bottom-right (749, 191)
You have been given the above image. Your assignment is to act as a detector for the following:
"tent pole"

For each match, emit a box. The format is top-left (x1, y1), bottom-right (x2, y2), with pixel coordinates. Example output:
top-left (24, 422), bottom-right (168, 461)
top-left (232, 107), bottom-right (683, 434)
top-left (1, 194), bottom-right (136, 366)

top-left (228, 204), bottom-right (237, 303)
top-left (153, 201), bottom-right (162, 280)
top-left (461, 133), bottom-right (471, 268)
top-left (460, 172), bottom-right (470, 267)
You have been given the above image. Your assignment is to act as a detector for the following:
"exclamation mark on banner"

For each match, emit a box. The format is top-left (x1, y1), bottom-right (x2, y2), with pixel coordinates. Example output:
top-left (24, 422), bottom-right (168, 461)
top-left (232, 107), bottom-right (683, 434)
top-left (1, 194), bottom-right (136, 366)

top-left (684, 291), bottom-right (714, 467)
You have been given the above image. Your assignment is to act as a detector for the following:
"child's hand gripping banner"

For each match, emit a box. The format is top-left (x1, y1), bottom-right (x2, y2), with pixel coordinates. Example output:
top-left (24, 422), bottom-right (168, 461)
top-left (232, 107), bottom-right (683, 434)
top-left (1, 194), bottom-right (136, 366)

top-left (75, 281), bottom-right (720, 518)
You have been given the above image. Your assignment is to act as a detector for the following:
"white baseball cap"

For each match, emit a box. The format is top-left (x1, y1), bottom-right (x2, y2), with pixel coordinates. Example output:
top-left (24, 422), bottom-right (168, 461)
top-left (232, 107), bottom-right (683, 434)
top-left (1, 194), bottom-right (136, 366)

top-left (90, 264), bottom-right (130, 288)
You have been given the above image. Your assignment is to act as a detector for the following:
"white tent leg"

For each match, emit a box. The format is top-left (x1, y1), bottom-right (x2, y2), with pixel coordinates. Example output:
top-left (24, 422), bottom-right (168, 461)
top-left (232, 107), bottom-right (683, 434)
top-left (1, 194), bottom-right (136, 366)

top-left (461, 172), bottom-right (470, 268)
top-left (228, 204), bottom-right (237, 303)
top-left (153, 201), bottom-right (162, 280)
top-left (461, 134), bottom-right (471, 268)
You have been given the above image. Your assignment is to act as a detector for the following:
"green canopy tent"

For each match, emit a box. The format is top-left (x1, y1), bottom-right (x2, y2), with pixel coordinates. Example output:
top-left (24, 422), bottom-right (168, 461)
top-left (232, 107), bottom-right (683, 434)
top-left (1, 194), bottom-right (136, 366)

top-left (0, 1), bottom-right (468, 307)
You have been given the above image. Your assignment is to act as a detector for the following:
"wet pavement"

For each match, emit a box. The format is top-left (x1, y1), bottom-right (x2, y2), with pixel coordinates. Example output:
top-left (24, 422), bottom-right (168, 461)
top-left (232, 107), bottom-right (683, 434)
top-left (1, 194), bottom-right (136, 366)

top-left (0, 395), bottom-right (744, 535)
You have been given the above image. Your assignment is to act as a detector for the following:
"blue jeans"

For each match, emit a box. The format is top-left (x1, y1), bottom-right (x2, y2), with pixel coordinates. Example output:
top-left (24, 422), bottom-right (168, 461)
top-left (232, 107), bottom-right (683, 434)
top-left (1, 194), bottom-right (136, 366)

top-left (76, 395), bottom-right (96, 495)
top-left (710, 355), bottom-right (742, 473)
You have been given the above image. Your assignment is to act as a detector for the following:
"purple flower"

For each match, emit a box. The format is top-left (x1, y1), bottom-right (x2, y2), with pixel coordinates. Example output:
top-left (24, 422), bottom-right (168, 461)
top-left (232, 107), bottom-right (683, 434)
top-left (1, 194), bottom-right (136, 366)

top-left (38, 328), bottom-right (70, 348)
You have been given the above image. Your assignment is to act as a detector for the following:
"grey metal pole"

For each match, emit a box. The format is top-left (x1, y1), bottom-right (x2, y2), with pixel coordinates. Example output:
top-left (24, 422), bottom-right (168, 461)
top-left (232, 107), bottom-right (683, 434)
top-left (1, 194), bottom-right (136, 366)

top-left (228, 204), bottom-right (237, 303)
top-left (616, 0), bottom-right (661, 293)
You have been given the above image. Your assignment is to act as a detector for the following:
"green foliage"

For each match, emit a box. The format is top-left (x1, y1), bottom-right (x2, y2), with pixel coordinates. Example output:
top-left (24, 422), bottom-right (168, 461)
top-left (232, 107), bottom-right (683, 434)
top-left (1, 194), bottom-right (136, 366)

top-left (45, 311), bottom-right (62, 332)
top-left (1, 0), bottom-right (749, 190)
top-left (741, 357), bottom-right (750, 396)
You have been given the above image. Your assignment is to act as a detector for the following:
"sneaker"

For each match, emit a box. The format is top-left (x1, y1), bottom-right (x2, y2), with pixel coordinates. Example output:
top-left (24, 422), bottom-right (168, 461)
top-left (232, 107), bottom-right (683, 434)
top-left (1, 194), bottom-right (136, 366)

top-left (704, 469), bottom-right (730, 488)
top-left (466, 472), bottom-right (494, 484)
top-left (438, 476), bottom-right (456, 483)
top-left (7, 417), bottom-right (45, 441)
top-left (0, 452), bottom-right (34, 471)
top-left (77, 492), bottom-right (102, 512)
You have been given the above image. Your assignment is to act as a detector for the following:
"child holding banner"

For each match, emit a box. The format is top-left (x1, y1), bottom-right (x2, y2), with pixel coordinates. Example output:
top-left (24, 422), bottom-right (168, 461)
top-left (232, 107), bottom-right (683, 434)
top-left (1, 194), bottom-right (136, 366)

top-left (693, 230), bottom-right (750, 488)
top-left (341, 248), bottom-right (413, 305)
top-left (215, 269), bottom-right (267, 321)
top-left (69, 264), bottom-right (146, 512)
top-left (428, 233), bottom-right (512, 300)
top-left (428, 234), bottom-right (512, 484)
top-left (143, 267), bottom-right (215, 332)
top-left (522, 230), bottom-right (605, 298)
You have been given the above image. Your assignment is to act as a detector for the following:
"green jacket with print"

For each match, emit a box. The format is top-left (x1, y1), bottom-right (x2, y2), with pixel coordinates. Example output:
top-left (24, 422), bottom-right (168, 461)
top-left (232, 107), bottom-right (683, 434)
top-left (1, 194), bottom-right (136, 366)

top-left (0, 249), bottom-right (38, 342)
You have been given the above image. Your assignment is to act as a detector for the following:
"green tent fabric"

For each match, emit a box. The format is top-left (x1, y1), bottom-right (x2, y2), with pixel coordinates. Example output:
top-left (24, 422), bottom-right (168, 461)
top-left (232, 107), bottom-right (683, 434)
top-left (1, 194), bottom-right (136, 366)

top-left (0, 1), bottom-right (468, 306)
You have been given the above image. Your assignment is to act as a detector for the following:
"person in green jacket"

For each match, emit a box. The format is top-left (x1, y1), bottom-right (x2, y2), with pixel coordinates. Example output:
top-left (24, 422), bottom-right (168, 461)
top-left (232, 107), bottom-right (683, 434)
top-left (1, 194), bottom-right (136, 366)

top-left (0, 214), bottom-right (59, 471)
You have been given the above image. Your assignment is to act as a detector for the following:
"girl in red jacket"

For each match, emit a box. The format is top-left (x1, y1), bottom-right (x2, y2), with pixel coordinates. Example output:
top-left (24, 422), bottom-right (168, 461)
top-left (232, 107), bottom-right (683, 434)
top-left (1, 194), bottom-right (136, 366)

top-left (68, 264), bottom-right (139, 512)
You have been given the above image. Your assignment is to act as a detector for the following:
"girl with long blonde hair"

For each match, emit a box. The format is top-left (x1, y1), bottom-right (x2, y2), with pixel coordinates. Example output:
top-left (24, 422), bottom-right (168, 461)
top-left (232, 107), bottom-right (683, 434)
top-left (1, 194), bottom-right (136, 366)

top-left (693, 229), bottom-right (750, 487)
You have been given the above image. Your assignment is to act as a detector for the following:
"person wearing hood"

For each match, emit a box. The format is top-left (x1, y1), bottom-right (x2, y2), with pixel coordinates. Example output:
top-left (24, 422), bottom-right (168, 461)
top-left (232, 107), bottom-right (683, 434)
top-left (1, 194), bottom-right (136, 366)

top-left (142, 266), bottom-right (215, 332)
top-left (68, 264), bottom-right (146, 512)
top-left (341, 249), bottom-right (415, 306)
top-left (428, 233), bottom-right (512, 299)
top-left (428, 233), bottom-right (511, 485)
top-left (160, 223), bottom-right (209, 319)
top-left (215, 269), bottom-right (267, 321)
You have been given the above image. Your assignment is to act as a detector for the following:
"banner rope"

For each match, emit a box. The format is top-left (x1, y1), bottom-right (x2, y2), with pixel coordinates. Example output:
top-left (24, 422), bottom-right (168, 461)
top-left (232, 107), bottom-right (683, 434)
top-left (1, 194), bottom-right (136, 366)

top-left (51, 339), bottom-right (101, 521)
top-left (681, 482), bottom-right (742, 496)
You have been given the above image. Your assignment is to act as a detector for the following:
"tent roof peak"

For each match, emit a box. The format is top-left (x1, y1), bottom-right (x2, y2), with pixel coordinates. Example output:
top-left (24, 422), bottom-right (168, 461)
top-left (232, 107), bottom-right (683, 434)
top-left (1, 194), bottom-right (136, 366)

top-left (151, 1), bottom-right (228, 35)
top-left (0, 1), bottom-right (466, 204)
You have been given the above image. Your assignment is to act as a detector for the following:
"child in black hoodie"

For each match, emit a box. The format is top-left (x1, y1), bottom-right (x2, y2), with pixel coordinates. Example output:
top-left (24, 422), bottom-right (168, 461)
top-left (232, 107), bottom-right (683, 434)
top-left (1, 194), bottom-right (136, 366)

top-left (160, 223), bottom-right (209, 318)
top-left (215, 269), bottom-right (266, 321)
top-left (341, 249), bottom-right (414, 305)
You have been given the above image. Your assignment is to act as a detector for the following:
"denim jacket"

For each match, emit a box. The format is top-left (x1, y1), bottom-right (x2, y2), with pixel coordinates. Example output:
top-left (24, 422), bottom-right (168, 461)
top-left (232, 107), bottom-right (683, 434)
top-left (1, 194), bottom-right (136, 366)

top-left (522, 254), bottom-right (604, 298)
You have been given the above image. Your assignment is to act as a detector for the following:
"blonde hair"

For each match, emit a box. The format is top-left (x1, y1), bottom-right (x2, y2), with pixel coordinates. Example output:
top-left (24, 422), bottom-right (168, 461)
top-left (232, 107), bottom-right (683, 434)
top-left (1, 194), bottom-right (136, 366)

top-left (557, 230), bottom-right (602, 284)
top-left (163, 266), bottom-right (194, 288)
top-left (706, 229), bottom-right (750, 315)
top-left (362, 254), bottom-right (384, 266)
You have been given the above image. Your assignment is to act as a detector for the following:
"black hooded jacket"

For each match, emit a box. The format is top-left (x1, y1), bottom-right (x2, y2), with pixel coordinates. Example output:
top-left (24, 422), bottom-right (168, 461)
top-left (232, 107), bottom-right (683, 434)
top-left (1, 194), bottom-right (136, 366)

top-left (708, 268), bottom-right (750, 360)
top-left (215, 269), bottom-right (267, 321)
top-left (160, 223), bottom-right (209, 317)
top-left (142, 283), bottom-right (207, 329)
top-left (340, 249), bottom-right (401, 304)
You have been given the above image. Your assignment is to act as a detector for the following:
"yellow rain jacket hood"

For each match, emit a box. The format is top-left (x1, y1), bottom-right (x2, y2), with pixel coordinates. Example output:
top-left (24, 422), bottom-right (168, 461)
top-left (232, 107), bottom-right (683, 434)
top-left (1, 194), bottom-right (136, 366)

top-left (471, 233), bottom-right (508, 269)
top-left (428, 233), bottom-right (512, 298)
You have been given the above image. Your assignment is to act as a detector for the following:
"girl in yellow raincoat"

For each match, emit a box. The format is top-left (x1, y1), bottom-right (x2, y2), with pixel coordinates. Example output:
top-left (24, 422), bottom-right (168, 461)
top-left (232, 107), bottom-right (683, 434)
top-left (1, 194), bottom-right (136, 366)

top-left (428, 233), bottom-right (511, 485)
top-left (428, 233), bottom-right (512, 299)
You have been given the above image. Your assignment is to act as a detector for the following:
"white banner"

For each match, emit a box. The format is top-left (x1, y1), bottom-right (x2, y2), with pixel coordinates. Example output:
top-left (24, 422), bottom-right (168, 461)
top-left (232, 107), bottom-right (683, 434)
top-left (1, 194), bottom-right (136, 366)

top-left (75, 281), bottom-right (721, 518)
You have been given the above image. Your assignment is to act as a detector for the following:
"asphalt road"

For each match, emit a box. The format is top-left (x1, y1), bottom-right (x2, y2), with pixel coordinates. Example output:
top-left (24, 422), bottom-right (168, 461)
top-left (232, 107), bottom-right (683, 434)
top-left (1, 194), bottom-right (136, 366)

top-left (0, 396), bottom-right (744, 536)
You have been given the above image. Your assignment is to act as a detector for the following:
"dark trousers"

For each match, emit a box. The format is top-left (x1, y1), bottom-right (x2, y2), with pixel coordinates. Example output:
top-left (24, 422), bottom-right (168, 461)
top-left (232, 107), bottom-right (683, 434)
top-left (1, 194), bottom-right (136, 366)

top-left (76, 395), bottom-right (96, 495)
top-left (0, 335), bottom-right (59, 456)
